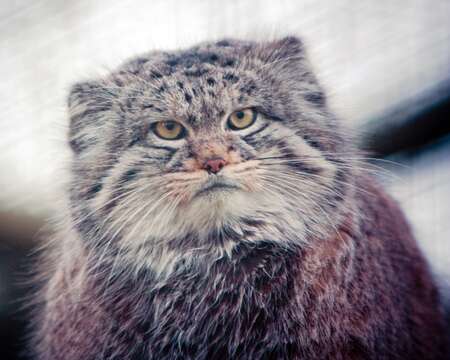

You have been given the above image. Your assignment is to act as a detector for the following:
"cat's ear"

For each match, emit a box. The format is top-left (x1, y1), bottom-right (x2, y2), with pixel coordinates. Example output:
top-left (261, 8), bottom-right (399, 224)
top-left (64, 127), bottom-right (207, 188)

top-left (67, 81), bottom-right (115, 154)
top-left (258, 36), bottom-right (327, 107)
top-left (257, 36), bottom-right (305, 65)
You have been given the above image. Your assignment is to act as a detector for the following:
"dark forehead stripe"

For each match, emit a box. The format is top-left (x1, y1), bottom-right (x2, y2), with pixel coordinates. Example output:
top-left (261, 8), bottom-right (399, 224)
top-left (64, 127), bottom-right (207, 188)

top-left (224, 59), bottom-right (235, 66)
top-left (150, 70), bottom-right (163, 79)
top-left (216, 40), bottom-right (230, 47)
top-left (240, 81), bottom-right (257, 95)
top-left (159, 44), bottom-right (242, 79)
top-left (184, 93), bottom-right (192, 103)
top-left (184, 67), bottom-right (209, 77)
top-left (187, 114), bottom-right (196, 124)
top-left (165, 50), bottom-right (222, 69)
top-left (223, 73), bottom-right (239, 83)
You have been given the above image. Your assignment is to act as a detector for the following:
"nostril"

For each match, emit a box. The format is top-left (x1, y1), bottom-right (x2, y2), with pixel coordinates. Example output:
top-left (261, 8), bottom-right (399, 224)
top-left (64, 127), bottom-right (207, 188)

top-left (204, 158), bottom-right (227, 174)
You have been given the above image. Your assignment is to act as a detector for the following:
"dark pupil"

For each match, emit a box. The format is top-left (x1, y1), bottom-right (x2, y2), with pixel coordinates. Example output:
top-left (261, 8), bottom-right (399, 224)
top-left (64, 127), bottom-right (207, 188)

top-left (236, 111), bottom-right (245, 119)
top-left (165, 122), bottom-right (176, 131)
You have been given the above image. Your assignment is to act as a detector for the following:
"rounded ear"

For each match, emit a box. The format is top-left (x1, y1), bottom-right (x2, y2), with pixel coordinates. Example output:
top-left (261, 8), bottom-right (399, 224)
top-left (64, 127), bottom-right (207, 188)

top-left (68, 81), bottom-right (115, 153)
top-left (256, 36), bottom-right (327, 107)
top-left (257, 36), bottom-right (305, 64)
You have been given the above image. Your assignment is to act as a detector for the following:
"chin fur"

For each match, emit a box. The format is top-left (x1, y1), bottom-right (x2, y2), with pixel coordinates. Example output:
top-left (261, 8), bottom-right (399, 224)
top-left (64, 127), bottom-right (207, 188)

top-left (118, 188), bottom-right (309, 278)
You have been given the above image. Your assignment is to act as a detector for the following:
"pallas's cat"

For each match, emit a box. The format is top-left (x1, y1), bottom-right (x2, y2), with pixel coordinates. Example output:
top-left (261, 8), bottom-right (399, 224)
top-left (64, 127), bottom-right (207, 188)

top-left (31, 37), bottom-right (448, 359)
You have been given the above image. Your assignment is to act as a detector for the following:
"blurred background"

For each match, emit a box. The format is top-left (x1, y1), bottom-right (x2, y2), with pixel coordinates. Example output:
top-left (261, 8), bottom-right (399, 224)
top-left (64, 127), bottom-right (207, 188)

top-left (1, 0), bottom-right (450, 358)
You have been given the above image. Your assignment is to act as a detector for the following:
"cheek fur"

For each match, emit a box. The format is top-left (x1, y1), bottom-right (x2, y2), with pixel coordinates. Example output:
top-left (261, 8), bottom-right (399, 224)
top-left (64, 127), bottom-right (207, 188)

top-left (263, 125), bottom-right (337, 184)
top-left (221, 160), bottom-right (264, 192)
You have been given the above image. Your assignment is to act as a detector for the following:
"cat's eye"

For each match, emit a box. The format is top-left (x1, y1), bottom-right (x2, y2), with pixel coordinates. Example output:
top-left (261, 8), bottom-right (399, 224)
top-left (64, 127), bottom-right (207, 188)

top-left (227, 109), bottom-right (256, 130)
top-left (152, 121), bottom-right (186, 140)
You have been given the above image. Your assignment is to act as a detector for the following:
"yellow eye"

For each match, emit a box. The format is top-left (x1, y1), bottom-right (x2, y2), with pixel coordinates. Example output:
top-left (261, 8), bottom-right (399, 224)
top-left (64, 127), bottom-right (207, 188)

top-left (153, 121), bottom-right (185, 140)
top-left (227, 109), bottom-right (256, 130)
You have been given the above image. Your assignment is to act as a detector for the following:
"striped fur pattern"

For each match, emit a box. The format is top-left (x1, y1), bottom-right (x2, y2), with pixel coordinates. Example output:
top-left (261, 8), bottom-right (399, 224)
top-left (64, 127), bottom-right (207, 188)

top-left (31, 37), bottom-right (449, 359)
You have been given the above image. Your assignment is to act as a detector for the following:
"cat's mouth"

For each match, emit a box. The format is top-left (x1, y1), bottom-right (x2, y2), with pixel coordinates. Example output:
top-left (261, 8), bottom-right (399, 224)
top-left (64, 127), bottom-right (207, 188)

top-left (195, 177), bottom-right (240, 197)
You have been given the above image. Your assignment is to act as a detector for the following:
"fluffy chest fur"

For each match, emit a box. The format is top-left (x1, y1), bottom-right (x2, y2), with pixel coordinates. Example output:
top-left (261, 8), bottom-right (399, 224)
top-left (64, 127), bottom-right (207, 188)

top-left (142, 246), bottom-right (345, 357)
top-left (52, 233), bottom-right (355, 360)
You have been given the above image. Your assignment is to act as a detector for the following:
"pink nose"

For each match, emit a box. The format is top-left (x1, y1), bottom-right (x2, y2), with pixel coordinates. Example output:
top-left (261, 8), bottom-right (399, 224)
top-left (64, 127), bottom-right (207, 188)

top-left (203, 158), bottom-right (227, 174)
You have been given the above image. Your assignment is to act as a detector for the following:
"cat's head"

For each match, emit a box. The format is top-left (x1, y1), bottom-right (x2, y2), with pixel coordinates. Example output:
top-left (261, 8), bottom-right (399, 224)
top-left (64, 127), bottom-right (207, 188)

top-left (68, 37), bottom-right (354, 275)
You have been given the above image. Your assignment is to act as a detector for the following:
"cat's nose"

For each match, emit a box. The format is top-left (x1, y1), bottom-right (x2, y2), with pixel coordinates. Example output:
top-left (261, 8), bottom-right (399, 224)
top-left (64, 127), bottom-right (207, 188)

top-left (203, 158), bottom-right (227, 174)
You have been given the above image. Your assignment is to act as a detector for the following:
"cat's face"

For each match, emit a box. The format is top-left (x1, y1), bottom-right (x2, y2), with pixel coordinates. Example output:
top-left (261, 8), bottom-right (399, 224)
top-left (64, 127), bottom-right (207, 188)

top-left (68, 37), bottom-right (352, 275)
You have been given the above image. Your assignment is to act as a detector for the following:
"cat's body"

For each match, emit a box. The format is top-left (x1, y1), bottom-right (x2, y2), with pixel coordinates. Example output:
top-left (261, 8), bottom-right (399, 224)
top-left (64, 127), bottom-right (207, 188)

top-left (31, 37), bottom-right (448, 359)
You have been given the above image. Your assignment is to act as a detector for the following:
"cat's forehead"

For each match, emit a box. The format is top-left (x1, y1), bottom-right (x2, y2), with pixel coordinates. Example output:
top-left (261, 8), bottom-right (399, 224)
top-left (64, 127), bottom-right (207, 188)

top-left (162, 40), bottom-right (246, 69)
top-left (131, 39), bottom-right (255, 71)
top-left (117, 40), bottom-right (262, 127)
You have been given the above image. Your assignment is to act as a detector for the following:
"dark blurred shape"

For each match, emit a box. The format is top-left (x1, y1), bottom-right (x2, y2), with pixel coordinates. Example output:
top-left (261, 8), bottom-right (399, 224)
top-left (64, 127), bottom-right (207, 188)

top-left (0, 213), bottom-right (43, 360)
top-left (364, 81), bottom-right (450, 157)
